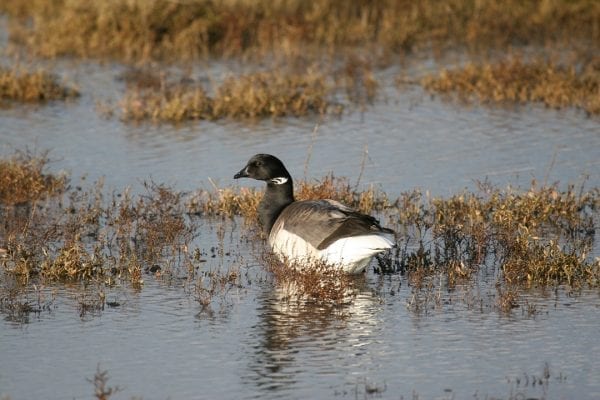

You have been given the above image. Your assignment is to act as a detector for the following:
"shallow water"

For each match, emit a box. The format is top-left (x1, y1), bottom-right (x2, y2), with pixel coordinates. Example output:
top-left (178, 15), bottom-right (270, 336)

top-left (1, 59), bottom-right (600, 399)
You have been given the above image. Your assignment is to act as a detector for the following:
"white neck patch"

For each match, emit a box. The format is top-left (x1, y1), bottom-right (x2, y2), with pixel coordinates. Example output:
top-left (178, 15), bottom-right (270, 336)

top-left (270, 177), bottom-right (289, 185)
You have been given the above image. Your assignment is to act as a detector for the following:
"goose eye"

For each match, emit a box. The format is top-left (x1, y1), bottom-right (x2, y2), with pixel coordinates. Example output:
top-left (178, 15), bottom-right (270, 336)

top-left (254, 161), bottom-right (263, 167)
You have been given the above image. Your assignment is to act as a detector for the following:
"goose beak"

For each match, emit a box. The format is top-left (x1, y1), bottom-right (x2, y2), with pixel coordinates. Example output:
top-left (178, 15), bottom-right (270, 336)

top-left (234, 166), bottom-right (249, 179)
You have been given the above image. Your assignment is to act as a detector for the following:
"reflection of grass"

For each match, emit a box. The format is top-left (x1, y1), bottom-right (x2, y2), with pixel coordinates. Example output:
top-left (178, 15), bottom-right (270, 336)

top-left (0, 65), bottom-right (79, 104)
top-left (421, 57), bottom-right (600, 115)
top-left (2, 0), bottom-right (598, 61)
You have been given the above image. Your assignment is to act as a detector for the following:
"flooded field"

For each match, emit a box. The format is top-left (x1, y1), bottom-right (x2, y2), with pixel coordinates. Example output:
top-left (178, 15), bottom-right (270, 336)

top-left (1, 59), bottom-right (599, 400)
top-left (1, 2), bottom-right (600, 399)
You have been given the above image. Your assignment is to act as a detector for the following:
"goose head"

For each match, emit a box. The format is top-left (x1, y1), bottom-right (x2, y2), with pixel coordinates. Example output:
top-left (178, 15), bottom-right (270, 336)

top-left (234, 154), bottom-right (291, 184)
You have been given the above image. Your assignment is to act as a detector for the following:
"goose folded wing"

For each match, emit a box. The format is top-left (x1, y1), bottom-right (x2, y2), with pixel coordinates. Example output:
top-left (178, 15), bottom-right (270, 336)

top-left (274, 199), bottom-right (392, 251)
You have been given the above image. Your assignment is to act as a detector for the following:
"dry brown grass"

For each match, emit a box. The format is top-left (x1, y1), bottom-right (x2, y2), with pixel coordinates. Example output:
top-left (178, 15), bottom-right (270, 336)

top-left (2, 0), bottom-right (598, 62)
top-left (0, 154), bottom-right (199, 286)
top-left (421, 57), bottom-right (600, 115)
top-left (265, 255), bottom-right (359, 305)
top-left (89, 366), bottom-right (120, 400)
top-left (2, 0), bottom-right (598, 122)
top-left (418, 181), bottom-right (599, 287)
top-left (0, 65), bottom-right (79, 104)
top-left (296, 173), bottom-right (389, 214)
top-left (0, 150), bottom-right (67, 205)
top-left (120, 67), bottom-right (340, 122)
top-left (194, 266), bottom-right (241, 308)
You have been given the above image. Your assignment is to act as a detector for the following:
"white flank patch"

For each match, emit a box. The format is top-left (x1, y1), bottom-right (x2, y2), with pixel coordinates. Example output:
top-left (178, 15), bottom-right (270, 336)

top-left (269, 229), bottom-right (393, 274)
top-left (320, 235), bottom-right (394, 274)
top-left (269, 229), bottom-right (320, 263)
top-left (270, 177), bottom-right (289, 185)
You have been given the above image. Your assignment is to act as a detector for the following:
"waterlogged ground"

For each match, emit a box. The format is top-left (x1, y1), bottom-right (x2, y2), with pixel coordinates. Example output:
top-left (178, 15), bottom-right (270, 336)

top-left (1, 59), bottom-right (600, 400)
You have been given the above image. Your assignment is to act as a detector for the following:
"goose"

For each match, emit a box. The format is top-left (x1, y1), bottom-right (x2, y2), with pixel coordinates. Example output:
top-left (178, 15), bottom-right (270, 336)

top-left (234, 154), bottom-right (394, 274)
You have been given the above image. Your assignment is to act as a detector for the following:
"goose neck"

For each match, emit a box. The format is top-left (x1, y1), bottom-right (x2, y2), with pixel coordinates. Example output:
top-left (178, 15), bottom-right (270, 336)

top-left (259, 180), bottom-right (294, 233)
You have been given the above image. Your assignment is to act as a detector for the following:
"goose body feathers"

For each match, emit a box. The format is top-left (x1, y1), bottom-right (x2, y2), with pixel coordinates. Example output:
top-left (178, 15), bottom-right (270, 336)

top-left (234, 154), bottom-right (394, 274)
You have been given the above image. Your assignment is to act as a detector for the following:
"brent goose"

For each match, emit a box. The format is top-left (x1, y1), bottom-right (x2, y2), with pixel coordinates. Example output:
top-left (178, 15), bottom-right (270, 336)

top-left (234, 154), bottom-right (394, 274)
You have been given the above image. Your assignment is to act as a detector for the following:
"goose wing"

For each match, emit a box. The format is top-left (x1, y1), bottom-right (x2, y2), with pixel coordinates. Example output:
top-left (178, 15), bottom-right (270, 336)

top-left (271, 199), bottom-right (393, 250)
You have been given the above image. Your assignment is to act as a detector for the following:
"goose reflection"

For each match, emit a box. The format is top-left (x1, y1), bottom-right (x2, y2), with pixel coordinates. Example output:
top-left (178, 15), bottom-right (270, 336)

top-left (242, 275), bottom-right (383, 397)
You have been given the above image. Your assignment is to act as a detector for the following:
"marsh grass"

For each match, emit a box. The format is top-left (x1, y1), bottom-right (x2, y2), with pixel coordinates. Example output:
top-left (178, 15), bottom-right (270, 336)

top-left (0, 65), bottom-right (79, 104)
top-left (3, 1), bottom-right (599, 120)
top-left (424, 182), bottom-right (599, 287)
top-left (1, 159), bottom-right (200, 287)
top-left (0, 284), bottom-right (55, 323)
top-left (1, 151), bottom-right (598, 310)
top-left (0, 150), bottom-right (67, 205)
top-left (3, 0), bottom-right (598, 62)
top-left (118, 63), bottom-right (379, 122)
top-left (421, 57), bottom-right (600, 115)
top-left (194, 266), bottom-right (241, 309)
top-left (120, 69), bottom-right (336, 122)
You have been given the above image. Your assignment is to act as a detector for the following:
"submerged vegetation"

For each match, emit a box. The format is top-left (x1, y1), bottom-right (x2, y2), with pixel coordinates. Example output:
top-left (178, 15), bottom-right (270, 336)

top-left (1, 152), bottom-right (598, 312)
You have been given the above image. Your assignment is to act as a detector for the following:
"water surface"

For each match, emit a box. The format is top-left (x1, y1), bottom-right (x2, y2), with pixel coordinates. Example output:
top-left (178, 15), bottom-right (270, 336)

top-left (1, 59), bottom-right (599, 399)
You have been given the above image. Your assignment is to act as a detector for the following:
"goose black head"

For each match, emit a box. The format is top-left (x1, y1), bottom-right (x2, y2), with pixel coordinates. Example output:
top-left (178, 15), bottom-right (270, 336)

top-left (234, 154), bottom-right (291, 184)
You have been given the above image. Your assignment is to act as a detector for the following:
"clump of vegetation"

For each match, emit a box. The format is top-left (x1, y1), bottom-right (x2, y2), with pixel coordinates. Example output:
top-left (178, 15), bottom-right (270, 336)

top-left (188, 184), bottom-right (261, 222)
top-left (0, 152), bottom-right (201, 286)
top-left (403, 181), bottom-right (600, 287)
top-left (0, 65), bottom-right (79, 104)
top-left (0, 284), bottom-right (54, 323)
top-left (211, 68), bottom-right (334, 119)
top-left (120, 68), bottom-right (339, 122)
top-left (266, 255), bottom-right (359, 305)
top-left (2, 0), bottom-right (598, 62)
top-left (421, 57), bottom-right (600, 115)
top-left (0, 150), bottom-right (67, 204)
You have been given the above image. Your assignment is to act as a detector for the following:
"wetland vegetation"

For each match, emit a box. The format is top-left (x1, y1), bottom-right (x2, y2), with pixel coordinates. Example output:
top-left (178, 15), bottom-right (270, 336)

top-left (1, 0), bottom-right (599, 117)
top-left (2, 0), bottom-right (598, 61)
top-left (1, 2), bottom-right (599, 398)
top-left (0, 65), bottom-right (79, 105)
top-left (1, 152), bottom-right (598, 309)
top-left (421, 57), bottom-right (600, 116)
